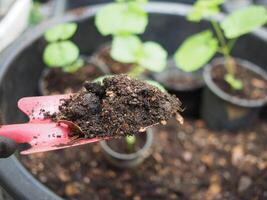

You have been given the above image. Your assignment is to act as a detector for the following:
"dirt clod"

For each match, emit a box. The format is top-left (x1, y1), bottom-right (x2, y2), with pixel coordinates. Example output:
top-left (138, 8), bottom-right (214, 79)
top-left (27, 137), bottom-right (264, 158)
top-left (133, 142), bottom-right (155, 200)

top-left (50, 75), bottom-right (182, 138)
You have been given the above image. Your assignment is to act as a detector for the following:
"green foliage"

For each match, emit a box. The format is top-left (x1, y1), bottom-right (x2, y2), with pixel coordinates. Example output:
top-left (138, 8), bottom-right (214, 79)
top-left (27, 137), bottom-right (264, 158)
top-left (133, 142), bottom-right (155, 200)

top-left (111, 35), bottom-right (142, 63)
top-left (95, 1), bottom-right (148, 36)
top-left (43, 41), bottom-right (79, 68)
top-left (174, 31), bottom-right (218, 72)
top-left (62, 58), bottom-right (84, 73)
top-left (126, 135), bottom-right (136, 153)
top-left (187, 0), bottom-right (225, 22)
top-left (224, 74), bottom-right (243, 90)
top-left (221, 6), bottom-right (267, 39)
top-left (111, 35), bottom-right (167, 73)
top-left (174, 1), bottom-right (267, 91)
top-left (44, 23), bottom-right (78, 42)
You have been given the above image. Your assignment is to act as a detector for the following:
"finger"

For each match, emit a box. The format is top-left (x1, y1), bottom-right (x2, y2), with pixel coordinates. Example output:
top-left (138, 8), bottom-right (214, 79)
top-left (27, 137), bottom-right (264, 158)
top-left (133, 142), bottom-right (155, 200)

top-left (0, 136), bottom-right (17, 158)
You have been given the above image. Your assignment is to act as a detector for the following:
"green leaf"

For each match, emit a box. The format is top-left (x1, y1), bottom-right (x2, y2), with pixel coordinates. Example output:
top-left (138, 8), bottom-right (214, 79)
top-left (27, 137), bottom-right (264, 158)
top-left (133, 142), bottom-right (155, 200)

top-left (95, 2), bottom-right (148, 36)
top-left (43, 41), bottom-right (79, 67)
top-left (187, 0), bottom-right (225, 22)
top-left (44, 23), bottom-right (78, 42)
top-left (145, 80), bottom-right (167, 92)
top-left (138, 42), bottom-right (167, 72)
top-left (63, 58), bottom-right (84, 73)
top-left (224, 73), bottom-right (243, 90)
top-left (221, 5), bottom-right (267, 39)
top-left (174, 30), bottom-right (218, 72)
top-left (111, 35), bottom-right (142, 63)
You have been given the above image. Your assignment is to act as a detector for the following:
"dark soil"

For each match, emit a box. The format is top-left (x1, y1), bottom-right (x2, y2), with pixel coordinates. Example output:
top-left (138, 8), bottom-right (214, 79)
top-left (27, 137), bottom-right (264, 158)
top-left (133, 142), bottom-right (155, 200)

top-left (50, 75), bottom-right (182, 139)
top-left (107, 134), bottom-right (146, 154)
top-left (19, 119), bottom-right (267, 200)
top-left (212, 64), bottom-right (267, 100)
top-left (41, 63), bottom-right (104, 95)
top-left (95, 46), bottom-right (134, 74)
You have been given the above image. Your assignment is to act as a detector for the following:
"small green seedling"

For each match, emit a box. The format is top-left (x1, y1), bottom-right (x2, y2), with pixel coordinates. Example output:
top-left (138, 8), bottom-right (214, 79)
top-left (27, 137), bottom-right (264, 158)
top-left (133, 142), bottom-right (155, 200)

top-left (111, 35), bottom-right (167, 77)
top-left (95, 0), bottom-right (148, 36)
top-left (43, 23), bottom-right (84, 73)
top-left (174, 0), bottom-right (267, 90)
top-left (126, 135), bottom-right (136, 153)
top-left (95, 0), bottom-right (167, 77)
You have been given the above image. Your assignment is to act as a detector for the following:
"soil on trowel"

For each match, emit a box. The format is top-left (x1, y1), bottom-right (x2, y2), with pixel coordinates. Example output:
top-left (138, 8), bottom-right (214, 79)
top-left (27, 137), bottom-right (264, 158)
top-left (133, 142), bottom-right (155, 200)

top-left (212, 64), bottom-right (267, 100)
top-left (48, 75), bottom-right (183, 139)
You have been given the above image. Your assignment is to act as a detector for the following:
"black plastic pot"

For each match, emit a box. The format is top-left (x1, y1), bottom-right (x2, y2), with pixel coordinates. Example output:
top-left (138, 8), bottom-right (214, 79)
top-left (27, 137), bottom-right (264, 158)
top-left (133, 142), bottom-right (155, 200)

top-left (100, 129), bottom-right (153, 168)
top-left (152, 59), bottom-right (204, 118)
top-left (0, 2), bottom-right (267, 199)
top-left (201, 57), bottom-right (267, 131)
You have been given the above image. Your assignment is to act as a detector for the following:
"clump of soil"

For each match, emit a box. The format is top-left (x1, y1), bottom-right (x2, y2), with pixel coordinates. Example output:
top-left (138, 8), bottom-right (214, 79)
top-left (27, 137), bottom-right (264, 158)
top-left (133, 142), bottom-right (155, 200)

top-left (95, 46), bottom-right (134, 74)
top-left (212, 64), bottom-right (267, 100)
top-left (41, 63), bottom-right (104, 95)
top-left (51, 75), bottom-right (182, 139)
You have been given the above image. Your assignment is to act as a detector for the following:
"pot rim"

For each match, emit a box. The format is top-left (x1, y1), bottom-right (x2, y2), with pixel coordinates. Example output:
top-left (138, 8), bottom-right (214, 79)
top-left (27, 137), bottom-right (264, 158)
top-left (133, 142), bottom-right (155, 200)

top-left (152, 58), bottom-right (205, 91)
top-left (203, 57), bottom-right (267, 107)
top-left (100, 129), bottom-right (153, 160)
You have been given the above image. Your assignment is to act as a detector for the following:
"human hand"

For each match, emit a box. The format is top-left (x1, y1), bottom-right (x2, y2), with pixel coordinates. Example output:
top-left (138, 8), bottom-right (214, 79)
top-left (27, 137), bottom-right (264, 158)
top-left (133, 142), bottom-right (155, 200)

top-left (0, 136), bottom-right (17, 158)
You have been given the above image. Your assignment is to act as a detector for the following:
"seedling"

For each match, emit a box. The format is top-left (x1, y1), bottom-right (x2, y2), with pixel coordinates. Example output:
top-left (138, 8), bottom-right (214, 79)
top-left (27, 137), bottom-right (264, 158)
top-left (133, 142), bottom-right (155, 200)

top-left (43, 23), bottom-right (84, 73)
top-left (174, 0), bottom-right (267, 90)
top-left (95, 0), bottom-right (167, 77)
top-left (125, 135), bottom-right (136, 153)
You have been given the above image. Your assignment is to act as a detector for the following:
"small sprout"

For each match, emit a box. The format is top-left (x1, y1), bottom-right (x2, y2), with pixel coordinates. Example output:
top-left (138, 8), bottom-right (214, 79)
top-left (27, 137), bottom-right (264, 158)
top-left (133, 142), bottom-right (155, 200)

top-left (43, 23), bottom-right (82, 73)
top-left (224, 74), bottom-right (243, 90)
top-left (44, 23), bottom-right (78, 42)
top-left (43, 41), bottom-right (79, 68)
top-left (174, 1), bottom-right (267, 91)
top-left (126, 135), bottom-right (136, 153)
top-left (95, 1), bottom-right (148, 36)
top-left (111, 35), bottom-right (167, 74)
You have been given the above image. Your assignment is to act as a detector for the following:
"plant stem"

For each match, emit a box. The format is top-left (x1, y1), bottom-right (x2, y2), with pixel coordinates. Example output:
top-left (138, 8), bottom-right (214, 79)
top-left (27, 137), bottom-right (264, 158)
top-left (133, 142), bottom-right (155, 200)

top-left (128, 65), bottom-right (145, 78)
top-left (211, 19), bottom-right (235, 75)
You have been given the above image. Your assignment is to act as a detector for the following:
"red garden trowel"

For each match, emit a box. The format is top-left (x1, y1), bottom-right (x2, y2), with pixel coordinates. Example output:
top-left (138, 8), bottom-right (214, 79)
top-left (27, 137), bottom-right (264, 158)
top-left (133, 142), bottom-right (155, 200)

top-left (0, 94), bottom-right (104, 155)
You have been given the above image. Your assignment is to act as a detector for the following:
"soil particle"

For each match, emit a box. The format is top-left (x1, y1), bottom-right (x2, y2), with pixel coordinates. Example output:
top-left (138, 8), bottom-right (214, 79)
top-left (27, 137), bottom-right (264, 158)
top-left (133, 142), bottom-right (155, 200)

top-left (212, 64), bottom-right (267, 100)
top-left (51, 75), bottom-right (182, 138)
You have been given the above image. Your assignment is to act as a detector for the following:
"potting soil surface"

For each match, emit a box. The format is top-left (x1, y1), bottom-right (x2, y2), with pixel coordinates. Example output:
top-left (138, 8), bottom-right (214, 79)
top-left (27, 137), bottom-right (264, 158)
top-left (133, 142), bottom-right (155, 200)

top-left (20, 119), bottom-right (267, 200)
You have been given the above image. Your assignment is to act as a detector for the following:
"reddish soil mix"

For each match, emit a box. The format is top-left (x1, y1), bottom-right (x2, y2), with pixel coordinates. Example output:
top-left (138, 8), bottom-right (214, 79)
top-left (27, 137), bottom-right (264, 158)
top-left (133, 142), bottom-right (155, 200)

top-left (41, 63), bottom-right (104, 95)
top-left (49, 75), bottom-right (182, 139)
top-left (19, 119), bottom-right (267, 200)
top-left (212, 64), bottom-right (267, 100)
top-left (95, 46), bottom-right (134, 74)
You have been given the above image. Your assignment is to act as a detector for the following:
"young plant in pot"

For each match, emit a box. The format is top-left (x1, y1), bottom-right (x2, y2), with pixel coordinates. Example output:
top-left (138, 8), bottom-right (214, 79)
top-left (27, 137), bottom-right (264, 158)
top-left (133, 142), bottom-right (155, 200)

top-left (40, 22), bottom-right (105, 95)
top-left (94, 75), bottom-right (171, 168)
top-left (175, 0), bottom-right (267, 131)
top-left (93, 0), bottom-right (167, 77)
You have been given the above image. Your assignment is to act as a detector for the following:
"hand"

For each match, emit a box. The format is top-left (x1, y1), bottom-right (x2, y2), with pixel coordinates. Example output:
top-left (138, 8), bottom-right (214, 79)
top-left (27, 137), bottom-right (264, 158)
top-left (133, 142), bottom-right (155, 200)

top-left (0, 136), bottom-right (17, 158)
